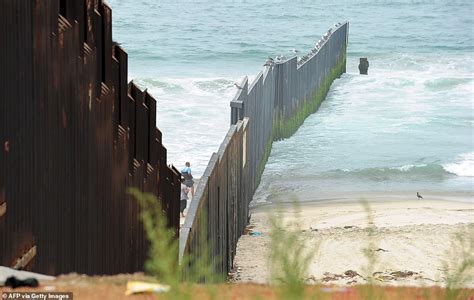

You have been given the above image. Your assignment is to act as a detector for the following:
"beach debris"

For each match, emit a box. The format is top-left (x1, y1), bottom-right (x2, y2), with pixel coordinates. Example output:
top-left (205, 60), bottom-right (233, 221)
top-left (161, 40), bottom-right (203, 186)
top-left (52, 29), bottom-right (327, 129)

top-left (250, 230), bottom-right (262, 237)
top-left (322, 272), bottom-right (344, 282)
top-left (227, 265), bottom-right (242, 282)
top-left (125, 281), bottom-right (170, 295)
top-left (343, 225), bottom-right (356, 229)
top-left (370, 270), bottom-right (420, 282)
top-left (243, 225), bottom-right (254, 235)
top-left (344, 270), bottom-right (360, 278)
top-left (346, 280), bottom-right (357, 284)
top-left (5, 276), bottom-right (39, 288)
top-left (0, 266), bottom-right (55, 286)
top-left (374, 248), bottom-right (388, 252)
top-left (318, 270), bottom-right (366, 283)
top-left (373, 271), bottom-right (383, 276)
top-left (390, 270), bottom-right (416, 278)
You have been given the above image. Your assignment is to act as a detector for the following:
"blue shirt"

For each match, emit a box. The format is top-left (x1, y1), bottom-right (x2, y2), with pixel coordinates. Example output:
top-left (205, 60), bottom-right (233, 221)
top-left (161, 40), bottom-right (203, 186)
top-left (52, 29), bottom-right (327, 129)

top-left (181, 166), bottom-right (191, 175)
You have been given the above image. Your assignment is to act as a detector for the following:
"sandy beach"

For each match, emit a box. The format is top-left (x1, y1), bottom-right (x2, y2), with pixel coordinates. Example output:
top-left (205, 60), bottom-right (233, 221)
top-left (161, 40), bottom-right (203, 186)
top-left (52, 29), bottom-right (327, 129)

top-left (233, 195), bottom-right (474, 287)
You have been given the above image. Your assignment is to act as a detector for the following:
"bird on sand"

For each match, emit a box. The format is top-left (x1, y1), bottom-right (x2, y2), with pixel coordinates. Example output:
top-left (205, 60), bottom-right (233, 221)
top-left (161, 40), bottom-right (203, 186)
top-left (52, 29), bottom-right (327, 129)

top-left (417, 192), bottom-right (423, 199)
top-left (234, 83), bottom-right (243, 89)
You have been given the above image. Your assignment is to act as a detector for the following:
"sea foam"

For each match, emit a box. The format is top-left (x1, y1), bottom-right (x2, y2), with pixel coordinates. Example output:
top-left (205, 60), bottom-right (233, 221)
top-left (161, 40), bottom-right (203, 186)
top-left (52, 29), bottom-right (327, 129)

top-left (443, 152), bottom-right (474, 177)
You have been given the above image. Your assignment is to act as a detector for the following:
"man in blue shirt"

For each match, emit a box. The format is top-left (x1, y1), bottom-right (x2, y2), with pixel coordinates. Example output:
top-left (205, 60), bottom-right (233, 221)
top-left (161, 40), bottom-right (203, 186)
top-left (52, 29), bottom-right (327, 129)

top-left (181, 162), bottom-right (194, 197)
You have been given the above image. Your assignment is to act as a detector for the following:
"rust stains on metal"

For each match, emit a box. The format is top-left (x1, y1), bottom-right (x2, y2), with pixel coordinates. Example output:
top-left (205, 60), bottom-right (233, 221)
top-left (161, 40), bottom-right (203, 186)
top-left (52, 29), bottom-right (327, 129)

top-left (62, 108), bottom-right (67, 128)
top-left (0, 0), bottom-right (180, 275)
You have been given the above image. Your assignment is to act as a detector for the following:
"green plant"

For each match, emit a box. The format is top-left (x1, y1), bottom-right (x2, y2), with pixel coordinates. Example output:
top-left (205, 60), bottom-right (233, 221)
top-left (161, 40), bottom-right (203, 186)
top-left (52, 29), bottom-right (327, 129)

top-left (267, 199), bottom-right (316, 300)
top-left (128, 188), bottom-right (218, 299)
top-left (186, 211), bottom-right (221, 285)
top-left (442, 224), bottom-right (474, 300)
top-left (359, 200), bottom-right (384, 300)
top-left (128, 188), bottom-right (180, 284)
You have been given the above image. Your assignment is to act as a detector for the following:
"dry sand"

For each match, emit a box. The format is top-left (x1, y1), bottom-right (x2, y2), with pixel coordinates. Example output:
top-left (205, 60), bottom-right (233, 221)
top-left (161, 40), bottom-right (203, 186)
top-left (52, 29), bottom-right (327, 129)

top-left (233, 195), bottom-right (474, 287)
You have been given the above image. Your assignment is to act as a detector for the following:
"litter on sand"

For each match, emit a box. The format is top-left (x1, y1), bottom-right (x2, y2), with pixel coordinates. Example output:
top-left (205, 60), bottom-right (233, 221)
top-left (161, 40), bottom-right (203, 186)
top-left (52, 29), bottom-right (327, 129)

top-left (250, 231), bottom-right (262, 237)
top-left (125, 281), bottom-right (170, 295)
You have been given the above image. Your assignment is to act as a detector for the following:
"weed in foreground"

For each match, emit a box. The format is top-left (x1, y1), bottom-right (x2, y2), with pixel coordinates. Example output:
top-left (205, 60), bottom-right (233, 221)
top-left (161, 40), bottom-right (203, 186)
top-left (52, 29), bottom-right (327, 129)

top-left (128, 188), bottom-right (219, 300)
top-left (358, 200), bottom-right (384, 300)
top-left (267, 198), bottom-right (316, 300)
top-left (442, 224), bottom-right (474, 300)
top-left (128, 188), bottom-right (180, 285)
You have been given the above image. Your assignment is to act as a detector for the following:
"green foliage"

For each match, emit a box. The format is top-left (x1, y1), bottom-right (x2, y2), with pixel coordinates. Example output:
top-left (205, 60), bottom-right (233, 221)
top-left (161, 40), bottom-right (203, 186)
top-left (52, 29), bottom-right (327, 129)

top-left (267, 199), bottom-right (316, 300)
top-left (442, 224), bottom-right (474, 300)
top-left (186, 212), bottom-right (221, 285)
top-left (128, 188), bottom-right (194, 300)
top-left (128, 188), bottom-right (218, 299)
top-left (359, 200), bottom-right (383, 300)
top-left (127, 188), bottom-right (180, 285)
top-left (361, 200), bottom-right (379, 283)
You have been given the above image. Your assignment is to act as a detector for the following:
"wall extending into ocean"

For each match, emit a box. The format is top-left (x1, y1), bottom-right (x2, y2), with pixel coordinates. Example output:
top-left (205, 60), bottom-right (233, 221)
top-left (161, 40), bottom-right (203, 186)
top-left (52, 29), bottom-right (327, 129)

top-left (180, 22), bottom-right (349, 280)
top-left (0, 0), bottom-right (180, 275)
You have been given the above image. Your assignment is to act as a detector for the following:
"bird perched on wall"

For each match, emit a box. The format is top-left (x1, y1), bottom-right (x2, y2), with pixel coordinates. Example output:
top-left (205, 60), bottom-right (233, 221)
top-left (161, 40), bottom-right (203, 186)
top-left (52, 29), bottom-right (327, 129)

top-left (417, 192), bottom-right (423, 199)
top-left (234, 83), bottom-right (243, 89)
top-left (263, 57), bottom-right (274, 66)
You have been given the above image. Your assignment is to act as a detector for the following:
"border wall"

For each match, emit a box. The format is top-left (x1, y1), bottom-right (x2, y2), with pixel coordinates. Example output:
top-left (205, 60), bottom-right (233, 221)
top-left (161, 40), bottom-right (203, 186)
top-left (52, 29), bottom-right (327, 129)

top-left (0, 0), bottom-right (180, 275)
top-left (179, 22), bottom-right (349, 280)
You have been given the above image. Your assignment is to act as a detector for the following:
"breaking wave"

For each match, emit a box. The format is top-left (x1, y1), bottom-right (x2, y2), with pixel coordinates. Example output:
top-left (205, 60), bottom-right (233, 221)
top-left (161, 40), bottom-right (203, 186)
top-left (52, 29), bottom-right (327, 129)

top-left (443, 152), bottom-right (474, 177)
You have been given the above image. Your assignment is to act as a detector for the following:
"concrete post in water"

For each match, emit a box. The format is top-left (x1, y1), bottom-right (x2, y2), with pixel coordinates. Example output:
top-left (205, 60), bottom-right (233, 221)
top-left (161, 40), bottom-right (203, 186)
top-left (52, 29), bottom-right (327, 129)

top-left (359, 58), bottom-right (369, 75)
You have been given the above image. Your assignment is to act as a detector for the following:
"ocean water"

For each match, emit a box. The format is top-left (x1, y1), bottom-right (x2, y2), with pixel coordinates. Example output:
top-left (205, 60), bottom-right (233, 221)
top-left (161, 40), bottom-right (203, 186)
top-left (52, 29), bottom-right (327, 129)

top-left (108, 0), bottom-right (473, 199)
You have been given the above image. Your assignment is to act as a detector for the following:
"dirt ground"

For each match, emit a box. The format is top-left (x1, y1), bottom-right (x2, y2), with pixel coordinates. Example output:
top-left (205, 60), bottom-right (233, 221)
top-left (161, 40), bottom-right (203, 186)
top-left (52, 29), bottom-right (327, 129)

top-left (1, 273), bottom-right (473, 300)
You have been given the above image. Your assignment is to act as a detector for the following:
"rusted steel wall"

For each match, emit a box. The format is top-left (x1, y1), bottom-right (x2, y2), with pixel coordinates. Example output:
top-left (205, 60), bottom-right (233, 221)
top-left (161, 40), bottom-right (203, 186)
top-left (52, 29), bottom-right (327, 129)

top-left (0, 0), bottom-right (180, 275)
top-left (180, 23), bottom-right (349, 280)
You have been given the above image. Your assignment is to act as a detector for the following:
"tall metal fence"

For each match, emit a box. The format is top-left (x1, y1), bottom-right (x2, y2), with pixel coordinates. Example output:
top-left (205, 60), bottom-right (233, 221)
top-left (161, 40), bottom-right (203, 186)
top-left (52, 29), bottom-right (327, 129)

top-left (179, 22), bottom-right (349, 280)
top-left (0, 0), bottom-right (180, 275)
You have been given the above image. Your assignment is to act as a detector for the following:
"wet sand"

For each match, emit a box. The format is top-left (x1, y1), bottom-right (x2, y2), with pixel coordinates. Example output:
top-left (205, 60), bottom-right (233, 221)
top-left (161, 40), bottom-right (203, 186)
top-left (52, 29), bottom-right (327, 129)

top-left (233, 195), bottom-right (474, 287)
